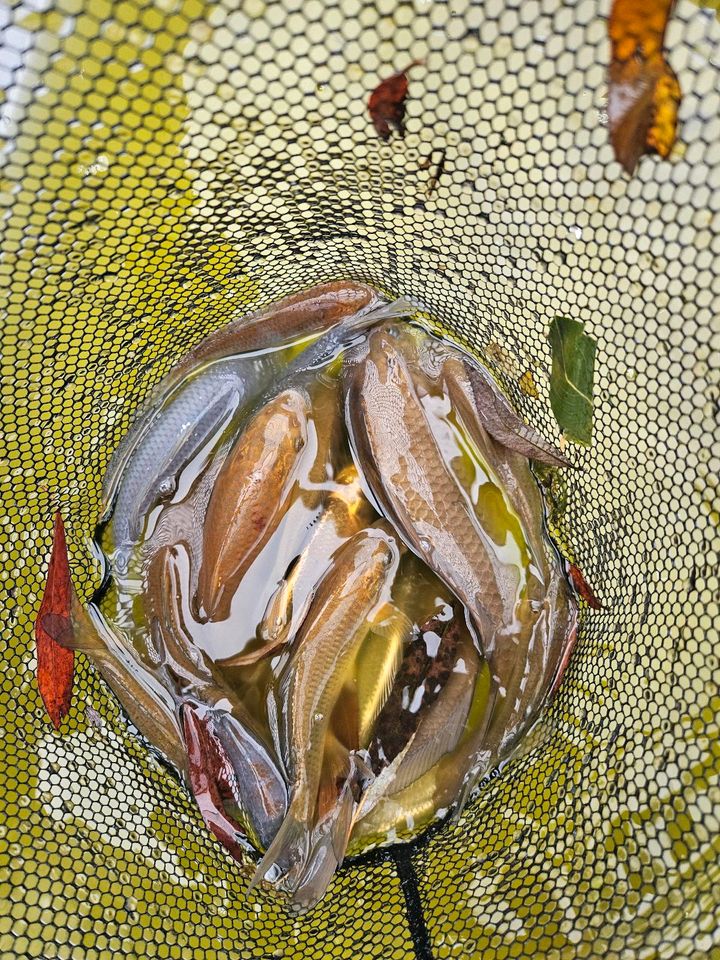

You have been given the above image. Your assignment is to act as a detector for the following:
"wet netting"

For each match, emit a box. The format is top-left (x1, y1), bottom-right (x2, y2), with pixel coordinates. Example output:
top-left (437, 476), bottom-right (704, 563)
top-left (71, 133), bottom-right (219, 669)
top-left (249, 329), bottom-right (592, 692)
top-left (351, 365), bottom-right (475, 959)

top-left (1, 0), bottom-right (720, 957)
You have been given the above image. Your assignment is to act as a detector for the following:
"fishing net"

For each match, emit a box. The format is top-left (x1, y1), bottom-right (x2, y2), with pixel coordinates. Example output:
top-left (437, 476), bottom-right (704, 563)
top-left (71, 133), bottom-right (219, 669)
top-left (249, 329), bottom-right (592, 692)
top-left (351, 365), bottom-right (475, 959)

top-left (1, 0), bottom-right (719, 956)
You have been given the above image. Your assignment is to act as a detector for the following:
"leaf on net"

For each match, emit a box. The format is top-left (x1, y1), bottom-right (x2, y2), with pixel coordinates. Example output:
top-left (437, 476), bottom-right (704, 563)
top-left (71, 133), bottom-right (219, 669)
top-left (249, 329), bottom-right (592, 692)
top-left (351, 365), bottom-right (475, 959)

top-left (368, 60), bottom-right (423, 140)
top-left (34, 512), bottom-right (75, 728)
top-left (608, 0), bottom-right (680, 174)
top-left (548, 316), bottom-right (596, 446)
top-left (568, 562), bottom-right (602, 610)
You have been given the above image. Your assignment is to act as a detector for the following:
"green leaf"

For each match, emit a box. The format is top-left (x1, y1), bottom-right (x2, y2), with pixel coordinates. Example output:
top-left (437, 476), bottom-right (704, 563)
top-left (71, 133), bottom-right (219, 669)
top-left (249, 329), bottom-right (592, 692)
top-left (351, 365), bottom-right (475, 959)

top-left (548, 316), bottom-right (596, 445)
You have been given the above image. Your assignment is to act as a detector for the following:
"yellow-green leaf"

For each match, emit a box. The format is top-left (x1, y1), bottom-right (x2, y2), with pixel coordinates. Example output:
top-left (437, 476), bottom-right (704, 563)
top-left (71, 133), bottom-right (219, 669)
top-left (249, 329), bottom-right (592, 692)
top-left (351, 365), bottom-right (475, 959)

top-left (548, 316), bottom-right (596, 446)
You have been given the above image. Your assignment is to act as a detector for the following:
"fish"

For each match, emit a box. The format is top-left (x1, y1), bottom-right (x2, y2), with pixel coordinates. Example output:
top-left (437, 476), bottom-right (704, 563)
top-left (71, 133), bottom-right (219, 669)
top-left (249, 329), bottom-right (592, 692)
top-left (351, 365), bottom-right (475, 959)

top-left (195, 388), bottom-right (311, 623)
top-left (359, 623), bottom-right (480, 816)
top-left (354, 611), bottom-right (409, 749)
top-left (145, 544), bottom-right (288, 850)
top-left (437, 347), bottom-right (577, 779)
top-left (344, 323), bottom-right (575, 787)
top-left (227, 465), bottom-right (376, 667)
top-left (41, 584), bottom-right (188, 776)
top-left (349, 625), bottom-right (491, 852)
top-left (349, 643), bottom-right (493, 853)
top-left (101, 281), bottom-right (385, 556)
top-left (105, 369), bottom-right (248, 559)
top-left (344, 325), bottom-right (518, 644)
top-left (250, 521), bottom-right (404, 906)
top-left (197, 295), bottom-right (414, 624)
top-left (409, 324), bottom-right (568, 467)
top-left (439, 353), bottom-right (551, 571)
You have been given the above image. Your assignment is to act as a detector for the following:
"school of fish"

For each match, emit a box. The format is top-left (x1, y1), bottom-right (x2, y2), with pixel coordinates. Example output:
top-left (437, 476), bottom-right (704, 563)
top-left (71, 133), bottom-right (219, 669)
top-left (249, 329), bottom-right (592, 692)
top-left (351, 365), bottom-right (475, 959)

top-left (44, 281), bottom-right (579, 910)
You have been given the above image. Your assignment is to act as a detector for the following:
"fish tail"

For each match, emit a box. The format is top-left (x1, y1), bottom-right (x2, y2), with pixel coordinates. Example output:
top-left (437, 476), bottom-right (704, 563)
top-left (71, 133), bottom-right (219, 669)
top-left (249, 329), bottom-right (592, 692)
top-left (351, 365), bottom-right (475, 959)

top-left (282, 752), bottom-right (372, 911)
top-left (247, 806), bottom-right (310, 897)
top-left (345, 297), bottom-right (416, 337)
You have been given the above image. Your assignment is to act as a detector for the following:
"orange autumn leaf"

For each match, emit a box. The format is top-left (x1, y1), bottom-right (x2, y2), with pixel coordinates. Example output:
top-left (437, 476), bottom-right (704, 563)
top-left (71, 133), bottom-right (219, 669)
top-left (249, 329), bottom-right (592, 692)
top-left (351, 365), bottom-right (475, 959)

top-left (35, 512), bottom-right (75, 728)
top-left (608, 0), bottom-right (680, 174)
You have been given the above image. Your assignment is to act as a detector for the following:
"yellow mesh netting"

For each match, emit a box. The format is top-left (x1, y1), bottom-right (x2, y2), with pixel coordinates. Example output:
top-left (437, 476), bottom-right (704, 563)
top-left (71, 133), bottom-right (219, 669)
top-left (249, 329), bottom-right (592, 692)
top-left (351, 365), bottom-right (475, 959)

top-left (1, 0), bottom-right (719, 957)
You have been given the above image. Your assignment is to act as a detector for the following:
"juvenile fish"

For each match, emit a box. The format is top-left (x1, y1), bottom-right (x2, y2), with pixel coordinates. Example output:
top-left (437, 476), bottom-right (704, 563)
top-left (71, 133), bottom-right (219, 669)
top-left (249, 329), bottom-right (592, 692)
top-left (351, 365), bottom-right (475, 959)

top-left (195, 388), bottom-right (311, 622)
top-left (250, 522), bottom-right (403, 906)
top-left (436, 347), bottom-right (577, 781)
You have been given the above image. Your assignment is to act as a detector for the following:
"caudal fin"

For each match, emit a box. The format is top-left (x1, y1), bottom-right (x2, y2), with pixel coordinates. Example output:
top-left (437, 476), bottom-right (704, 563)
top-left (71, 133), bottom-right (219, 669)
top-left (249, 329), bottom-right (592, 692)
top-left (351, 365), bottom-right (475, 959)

top-left (281, 752), bottom-right (371, 911)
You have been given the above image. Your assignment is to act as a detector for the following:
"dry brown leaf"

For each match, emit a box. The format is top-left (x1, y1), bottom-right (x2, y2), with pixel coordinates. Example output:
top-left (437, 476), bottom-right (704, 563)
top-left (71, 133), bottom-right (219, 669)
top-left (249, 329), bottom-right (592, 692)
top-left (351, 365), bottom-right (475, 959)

top-left (608, 0), bottom-right (680, 174)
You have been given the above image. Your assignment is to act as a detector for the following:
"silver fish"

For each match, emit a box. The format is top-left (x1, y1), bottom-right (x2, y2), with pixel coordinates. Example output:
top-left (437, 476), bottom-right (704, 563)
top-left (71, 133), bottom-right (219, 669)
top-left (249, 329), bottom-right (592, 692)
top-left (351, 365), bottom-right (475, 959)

top-left (107, 371), bottom-right (246, 556)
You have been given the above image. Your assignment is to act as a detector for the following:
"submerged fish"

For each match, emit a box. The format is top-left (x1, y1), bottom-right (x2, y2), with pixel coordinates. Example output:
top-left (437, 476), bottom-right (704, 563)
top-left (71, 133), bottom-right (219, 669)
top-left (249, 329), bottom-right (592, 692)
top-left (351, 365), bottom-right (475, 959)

top-left (195, 389), bottom-right (311, 623)
top-left (145, 544), bottom-right (288, 850)
top-left (102, 281), bottom-right (384, 556)
top-left (105, 369), bottom-right (250, 558)
top-left (344, 325), bottom-right (515, 641)
top-left (251, 521), bottom-right (404, 906)
top-left (359, 617), bottom-right (480, 818)
top-left (233, 465), bottom-right (377, 667)
top-left (345, 323), bottom-right (575, 787)
top-left (369, 604), bottom-right (463, 772)
top-left (434, 346), bottom-right (576, 781)
top-left (350, 635), bottom-right (492, 853)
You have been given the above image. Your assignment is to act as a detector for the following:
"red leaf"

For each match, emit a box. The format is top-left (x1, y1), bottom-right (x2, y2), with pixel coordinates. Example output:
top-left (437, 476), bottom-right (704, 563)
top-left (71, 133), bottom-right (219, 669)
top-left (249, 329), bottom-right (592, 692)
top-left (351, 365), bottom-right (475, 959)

top-left (35, 513), bottom-right (75, 728)
top-left (368, 60), bottom-right (423, 141)
top-left (181, 702), bottom-right (248, 864)
top-left (568, 562), bottom-right (602, 610)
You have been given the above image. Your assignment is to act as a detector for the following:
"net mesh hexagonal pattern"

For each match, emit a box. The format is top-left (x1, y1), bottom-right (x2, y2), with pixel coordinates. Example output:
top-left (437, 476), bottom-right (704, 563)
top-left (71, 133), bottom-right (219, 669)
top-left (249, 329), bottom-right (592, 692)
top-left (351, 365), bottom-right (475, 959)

top-left (1, 0), bottom-right (719, 957)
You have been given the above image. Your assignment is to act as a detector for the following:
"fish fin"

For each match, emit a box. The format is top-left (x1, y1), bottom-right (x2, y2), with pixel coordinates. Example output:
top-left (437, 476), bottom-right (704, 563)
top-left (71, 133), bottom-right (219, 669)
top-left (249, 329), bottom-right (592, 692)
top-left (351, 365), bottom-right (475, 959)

top-left (368, 601), bottom-right (413, 641)
top-left (330, 683), bottom-right (359, 753)
top-left (42, 585), bottom-right (100, 654)
top-left (317, 733), bottom-right (351, 822)
top-left (257, 576), bottom-right (293, 644)
top-left (356, 621), bottom-right (405, 747)
top-left (464, 362), bottom-right (570, 467)
top-left (355, 297), bottom-right (416, 327)
top-left (181, 704), bottom-right (250, 864)
top-left (247, 809), bottom-right (310, 896)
